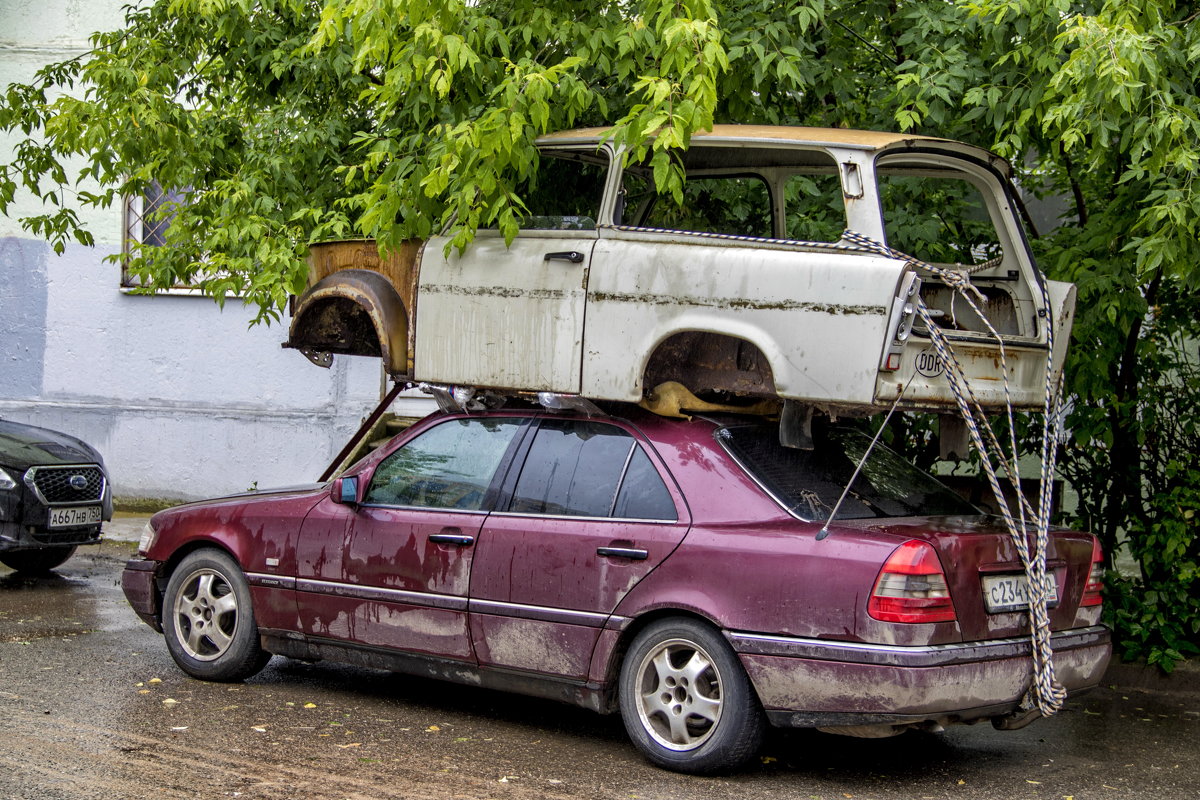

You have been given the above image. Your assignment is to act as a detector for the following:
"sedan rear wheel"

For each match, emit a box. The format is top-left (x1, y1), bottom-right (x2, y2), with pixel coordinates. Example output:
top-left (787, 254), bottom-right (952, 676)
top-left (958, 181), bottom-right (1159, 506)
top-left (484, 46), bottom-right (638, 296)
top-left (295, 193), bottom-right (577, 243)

top-left (619, 618), bottom-right (765, 773)
top-left (162, 549), bottom-right (271, 681)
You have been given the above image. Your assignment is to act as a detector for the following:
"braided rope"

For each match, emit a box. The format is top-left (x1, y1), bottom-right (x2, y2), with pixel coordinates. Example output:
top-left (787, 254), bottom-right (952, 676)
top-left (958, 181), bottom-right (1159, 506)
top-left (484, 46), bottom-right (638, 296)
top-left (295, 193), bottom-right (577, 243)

top-left (611, 224), bottom-right (876, 253)
top-left (842, 230), bottom-right (1067, 716)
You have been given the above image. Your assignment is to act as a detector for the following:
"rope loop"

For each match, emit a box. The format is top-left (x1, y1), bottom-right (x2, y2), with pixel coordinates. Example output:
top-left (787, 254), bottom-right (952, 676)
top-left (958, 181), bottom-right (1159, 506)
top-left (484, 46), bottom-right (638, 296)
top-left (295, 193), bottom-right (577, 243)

top-left (843, 230), bottom-right (1068, 717)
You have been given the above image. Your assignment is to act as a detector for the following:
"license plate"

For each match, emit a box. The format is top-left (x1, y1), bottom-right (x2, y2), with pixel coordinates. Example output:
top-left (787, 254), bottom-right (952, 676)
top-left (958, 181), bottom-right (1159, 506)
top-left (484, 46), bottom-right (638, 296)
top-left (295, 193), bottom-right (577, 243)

top-left (48, 505), bottom-right (102, 528)
top-left (981, 572), bottom-right (1058, 613)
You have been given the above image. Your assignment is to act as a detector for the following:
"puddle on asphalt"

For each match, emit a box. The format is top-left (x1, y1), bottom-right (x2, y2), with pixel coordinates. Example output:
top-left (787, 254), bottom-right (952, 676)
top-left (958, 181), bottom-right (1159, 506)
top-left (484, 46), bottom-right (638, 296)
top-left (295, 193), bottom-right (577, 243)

top-left (0, 550), bottom-right (135, 640)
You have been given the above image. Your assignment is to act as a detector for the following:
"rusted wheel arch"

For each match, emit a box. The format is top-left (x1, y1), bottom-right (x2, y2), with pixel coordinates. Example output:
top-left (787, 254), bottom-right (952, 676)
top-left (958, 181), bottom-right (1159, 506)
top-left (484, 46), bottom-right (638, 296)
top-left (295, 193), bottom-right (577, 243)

top-left (284, 268), bottom-right (410, 377)
top-left (641, 331), bottom-right (777, 401)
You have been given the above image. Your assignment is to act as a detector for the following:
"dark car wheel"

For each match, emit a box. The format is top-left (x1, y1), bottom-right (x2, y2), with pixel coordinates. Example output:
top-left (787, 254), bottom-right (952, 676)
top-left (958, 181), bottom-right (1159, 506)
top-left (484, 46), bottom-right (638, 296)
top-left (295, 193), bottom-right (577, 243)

top-left (162, 549), bottom-right (271, 682)
top-left (618, 618), bottom-right (766, 774)
top-left (0, 545), bottom-right (77, 573)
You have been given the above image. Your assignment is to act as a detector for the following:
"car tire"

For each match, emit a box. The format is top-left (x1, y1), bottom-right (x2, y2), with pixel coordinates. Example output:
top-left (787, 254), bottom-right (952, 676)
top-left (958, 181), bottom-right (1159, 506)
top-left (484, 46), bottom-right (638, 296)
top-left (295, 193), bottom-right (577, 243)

top-left (162, 549), bottom-right (271, 682)
top-left (0, 545), bottom-right (77, 573)
top-left (618, 618), bottom-right (766, 774)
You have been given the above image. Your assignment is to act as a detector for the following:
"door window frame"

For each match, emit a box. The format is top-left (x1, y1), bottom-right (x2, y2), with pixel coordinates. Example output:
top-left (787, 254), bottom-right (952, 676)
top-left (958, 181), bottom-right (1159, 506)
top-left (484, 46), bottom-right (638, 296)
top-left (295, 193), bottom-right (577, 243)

top-left (359, 415), bottom-right (535, 513)
top-left (491, 416), bottom-right (681, 523)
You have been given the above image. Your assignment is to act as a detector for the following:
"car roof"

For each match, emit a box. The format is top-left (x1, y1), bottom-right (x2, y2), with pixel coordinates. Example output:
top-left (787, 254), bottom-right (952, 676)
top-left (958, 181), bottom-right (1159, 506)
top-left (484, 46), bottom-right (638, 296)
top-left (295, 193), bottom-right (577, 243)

top-left (536, 124), bottom-right (1007, 175)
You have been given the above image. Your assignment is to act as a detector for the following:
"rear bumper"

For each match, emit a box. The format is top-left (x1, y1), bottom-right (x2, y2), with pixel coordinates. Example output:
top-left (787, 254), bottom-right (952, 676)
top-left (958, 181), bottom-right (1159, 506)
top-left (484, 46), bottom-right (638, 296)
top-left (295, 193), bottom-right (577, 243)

top-left (728, 625), bottom-right (1111, 728)
top-left (121, 558), bottom-right (162, 632)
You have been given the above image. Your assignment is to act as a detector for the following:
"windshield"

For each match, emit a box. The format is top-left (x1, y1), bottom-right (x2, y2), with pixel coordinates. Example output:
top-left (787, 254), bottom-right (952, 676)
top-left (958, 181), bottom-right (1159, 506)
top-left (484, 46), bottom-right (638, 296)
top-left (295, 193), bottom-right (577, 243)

top-left (718, 423), bottom-right (979, 521)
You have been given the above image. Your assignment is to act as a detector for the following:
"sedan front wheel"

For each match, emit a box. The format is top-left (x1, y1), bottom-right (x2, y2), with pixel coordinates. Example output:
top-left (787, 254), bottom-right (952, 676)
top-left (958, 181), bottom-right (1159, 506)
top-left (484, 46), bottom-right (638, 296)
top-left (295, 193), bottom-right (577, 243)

top-left (162, 549), bottom-right (271, 681)
top-left (619, 618), bottom-right (765, 773)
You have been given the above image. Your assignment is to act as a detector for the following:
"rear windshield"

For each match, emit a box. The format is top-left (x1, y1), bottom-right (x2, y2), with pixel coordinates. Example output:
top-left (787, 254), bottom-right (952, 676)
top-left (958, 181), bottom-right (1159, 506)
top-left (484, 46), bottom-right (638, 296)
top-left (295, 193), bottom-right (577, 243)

top-left (718, 424), bottom-right (979, 521)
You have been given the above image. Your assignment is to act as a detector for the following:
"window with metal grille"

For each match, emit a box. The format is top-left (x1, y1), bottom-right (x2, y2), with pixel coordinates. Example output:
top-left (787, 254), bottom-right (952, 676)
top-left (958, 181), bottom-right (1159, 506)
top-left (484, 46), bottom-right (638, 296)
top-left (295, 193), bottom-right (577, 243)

top-left (121, 182), bottom-right (194, 290)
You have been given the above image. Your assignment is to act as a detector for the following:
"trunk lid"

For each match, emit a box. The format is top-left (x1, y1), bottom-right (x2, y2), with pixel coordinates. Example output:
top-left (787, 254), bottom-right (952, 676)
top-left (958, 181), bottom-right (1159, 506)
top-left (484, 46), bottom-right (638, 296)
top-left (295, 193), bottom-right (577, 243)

top-left (843, 515), bottom-right (1096, 642)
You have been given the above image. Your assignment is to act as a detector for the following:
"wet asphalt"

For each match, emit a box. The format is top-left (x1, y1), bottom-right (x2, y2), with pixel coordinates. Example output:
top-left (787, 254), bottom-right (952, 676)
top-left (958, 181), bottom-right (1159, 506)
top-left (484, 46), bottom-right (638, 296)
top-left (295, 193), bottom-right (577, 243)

top-left (1, 537), bottom-right (1198, 800)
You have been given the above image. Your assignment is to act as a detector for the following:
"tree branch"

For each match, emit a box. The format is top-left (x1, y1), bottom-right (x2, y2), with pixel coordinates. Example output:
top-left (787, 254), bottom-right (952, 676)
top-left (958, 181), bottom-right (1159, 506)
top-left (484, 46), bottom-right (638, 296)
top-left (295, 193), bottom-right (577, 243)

top-left (1061, 150), bottom-right (1088, 227)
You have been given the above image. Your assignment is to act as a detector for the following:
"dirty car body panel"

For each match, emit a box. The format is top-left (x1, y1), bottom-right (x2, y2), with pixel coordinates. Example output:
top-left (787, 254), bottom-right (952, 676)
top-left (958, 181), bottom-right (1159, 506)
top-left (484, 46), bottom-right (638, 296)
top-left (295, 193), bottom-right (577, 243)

top-left (123, 407), bottom-right (1109, 770)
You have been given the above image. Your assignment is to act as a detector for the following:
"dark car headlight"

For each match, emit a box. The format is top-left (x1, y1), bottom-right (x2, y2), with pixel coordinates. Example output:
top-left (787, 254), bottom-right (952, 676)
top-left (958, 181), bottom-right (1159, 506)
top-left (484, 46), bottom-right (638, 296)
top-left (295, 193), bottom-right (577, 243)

top-left (0, 467), bottom-right (17, 492)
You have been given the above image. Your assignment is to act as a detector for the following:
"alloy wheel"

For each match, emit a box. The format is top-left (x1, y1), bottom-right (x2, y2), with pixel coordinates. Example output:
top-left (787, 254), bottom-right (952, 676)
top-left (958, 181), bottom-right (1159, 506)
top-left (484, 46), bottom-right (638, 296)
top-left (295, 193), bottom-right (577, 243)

top-left (172, 567), bottom-right (239, 661)
top-left (633, 637), bottom-right (724, 751)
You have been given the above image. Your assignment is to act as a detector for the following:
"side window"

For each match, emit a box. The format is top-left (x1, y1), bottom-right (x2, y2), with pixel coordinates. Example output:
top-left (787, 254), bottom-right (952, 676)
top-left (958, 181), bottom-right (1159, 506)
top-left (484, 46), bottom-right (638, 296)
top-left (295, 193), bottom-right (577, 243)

top-left (122, 182), bottom-right (195, 289)
top-left (510, 420), bottom-right (630, 516)
top-left (612, 446), bottom-right (677, 521)
top-left (365, 418), bottom-right (523, 510)
top-left (878, 172), bottom-right (1002, 266)
top-left (519, 154), bottom-right (607, 231)
top-left (783, 173), bottom-right (846, 243)
top-left (509, 420), bottom-right (676, 520)
top-left (637, 175), bottom-right (772, 238)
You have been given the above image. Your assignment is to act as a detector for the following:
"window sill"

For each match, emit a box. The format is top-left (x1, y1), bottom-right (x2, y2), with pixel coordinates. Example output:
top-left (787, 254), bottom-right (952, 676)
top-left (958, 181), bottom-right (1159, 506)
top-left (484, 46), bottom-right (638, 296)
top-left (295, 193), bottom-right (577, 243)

top-left (119, 285), bottom-right (243, 299)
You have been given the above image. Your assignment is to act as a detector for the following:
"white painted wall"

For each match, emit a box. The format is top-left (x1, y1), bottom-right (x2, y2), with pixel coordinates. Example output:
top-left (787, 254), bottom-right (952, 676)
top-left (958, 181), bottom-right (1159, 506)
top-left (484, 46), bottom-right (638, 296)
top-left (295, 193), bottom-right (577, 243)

top-left (1, 1), bottom-right (434, 503)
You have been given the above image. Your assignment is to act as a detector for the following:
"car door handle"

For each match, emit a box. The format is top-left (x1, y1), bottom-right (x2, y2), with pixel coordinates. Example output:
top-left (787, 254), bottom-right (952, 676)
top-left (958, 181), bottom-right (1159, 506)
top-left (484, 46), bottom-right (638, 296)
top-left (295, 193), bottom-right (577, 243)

top-left (543, 250), bottom-right (585, 264)
top-left (429, 534), bottom-right (475, 546)
top-left (597, 546), bottom-right (649, 561)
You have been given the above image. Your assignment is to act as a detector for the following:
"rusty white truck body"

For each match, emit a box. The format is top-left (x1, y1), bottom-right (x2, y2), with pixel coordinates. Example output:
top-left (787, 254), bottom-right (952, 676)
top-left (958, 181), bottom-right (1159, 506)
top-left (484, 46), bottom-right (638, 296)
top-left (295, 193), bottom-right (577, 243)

top-left (285, 126), bottom-right (1075, 416)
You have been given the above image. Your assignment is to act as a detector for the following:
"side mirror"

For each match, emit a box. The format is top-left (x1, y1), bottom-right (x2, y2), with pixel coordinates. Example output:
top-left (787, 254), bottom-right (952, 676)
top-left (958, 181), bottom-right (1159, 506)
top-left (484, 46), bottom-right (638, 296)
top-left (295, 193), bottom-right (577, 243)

top-left (333, 475), bottom-right (360, 506)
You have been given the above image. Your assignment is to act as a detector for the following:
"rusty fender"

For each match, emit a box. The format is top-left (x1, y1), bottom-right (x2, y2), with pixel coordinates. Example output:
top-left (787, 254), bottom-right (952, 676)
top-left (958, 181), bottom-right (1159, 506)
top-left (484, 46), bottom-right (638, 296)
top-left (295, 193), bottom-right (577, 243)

top-left (286, 269), bottom-right (409, 376)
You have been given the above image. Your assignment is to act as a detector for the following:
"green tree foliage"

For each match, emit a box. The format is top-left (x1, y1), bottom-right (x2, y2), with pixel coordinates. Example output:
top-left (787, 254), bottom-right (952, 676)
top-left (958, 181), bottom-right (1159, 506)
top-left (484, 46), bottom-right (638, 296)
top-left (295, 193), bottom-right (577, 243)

top-left (2, 0), bottom-right (1198, 665)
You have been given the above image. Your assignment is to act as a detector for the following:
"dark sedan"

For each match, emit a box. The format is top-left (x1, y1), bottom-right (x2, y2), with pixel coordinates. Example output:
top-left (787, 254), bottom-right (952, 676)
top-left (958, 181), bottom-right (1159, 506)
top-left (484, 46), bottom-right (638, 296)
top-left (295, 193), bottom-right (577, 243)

top-left (0, 417), bottom-right (112, 572)
top-left (122, 406), bottom-right (1109, 773)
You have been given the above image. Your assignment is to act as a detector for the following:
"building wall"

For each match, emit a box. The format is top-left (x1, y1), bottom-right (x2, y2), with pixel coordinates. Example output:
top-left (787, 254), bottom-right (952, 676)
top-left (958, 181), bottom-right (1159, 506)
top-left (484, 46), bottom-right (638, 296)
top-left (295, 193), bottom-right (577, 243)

top-left (1, 1), bottom-right (433, 503)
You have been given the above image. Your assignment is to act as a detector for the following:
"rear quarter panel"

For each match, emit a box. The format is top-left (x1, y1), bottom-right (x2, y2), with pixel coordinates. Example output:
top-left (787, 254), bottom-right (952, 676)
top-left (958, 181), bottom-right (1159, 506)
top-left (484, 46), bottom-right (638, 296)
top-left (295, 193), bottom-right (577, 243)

top-left (611, 519), bottom-right (954, 646)
top-left (614, 414), bottom-right (969, 657)
top-left (584, 235), bottom-right (904, 404)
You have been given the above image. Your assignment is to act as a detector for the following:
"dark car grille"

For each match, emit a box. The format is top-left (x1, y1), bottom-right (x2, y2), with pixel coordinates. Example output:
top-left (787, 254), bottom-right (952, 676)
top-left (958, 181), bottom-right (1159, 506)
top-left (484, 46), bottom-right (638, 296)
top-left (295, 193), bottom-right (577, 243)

top-left (25, 465), bottom-right (106, 504)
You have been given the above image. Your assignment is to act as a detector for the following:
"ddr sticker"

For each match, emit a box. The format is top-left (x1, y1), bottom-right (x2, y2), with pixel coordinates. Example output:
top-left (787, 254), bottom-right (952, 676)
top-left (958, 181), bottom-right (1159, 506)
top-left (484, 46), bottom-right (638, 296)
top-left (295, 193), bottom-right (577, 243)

top-left (915, 349), bottom-right (945, 378)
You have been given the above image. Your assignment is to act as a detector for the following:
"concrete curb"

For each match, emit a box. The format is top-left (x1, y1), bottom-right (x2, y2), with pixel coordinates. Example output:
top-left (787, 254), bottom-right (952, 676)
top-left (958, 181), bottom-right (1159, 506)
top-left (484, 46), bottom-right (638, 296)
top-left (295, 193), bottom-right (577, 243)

top-left (103, 514), bottom-right (150, 544)
top-left (1102, 657), bottom-right (1200, 696)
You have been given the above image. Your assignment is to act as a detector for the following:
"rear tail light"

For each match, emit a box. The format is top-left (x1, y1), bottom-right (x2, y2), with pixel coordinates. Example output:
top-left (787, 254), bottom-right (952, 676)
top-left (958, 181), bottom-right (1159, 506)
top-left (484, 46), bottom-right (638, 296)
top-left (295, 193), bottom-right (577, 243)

top-left (868, 540), bottom-right (957, 623)
top-left (1081, 537), bottom-right (1104, 607)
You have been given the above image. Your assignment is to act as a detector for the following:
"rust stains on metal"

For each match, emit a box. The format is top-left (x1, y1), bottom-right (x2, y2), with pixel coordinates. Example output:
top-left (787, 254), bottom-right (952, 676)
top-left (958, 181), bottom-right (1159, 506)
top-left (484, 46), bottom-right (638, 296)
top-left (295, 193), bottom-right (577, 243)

top-left (419, 285), bottom-right (567, 301)
top-left (301, 240), bottom-right (422, 374)
top-left (644, 332), bottom-right (777, 400)
top-left (921, 284), bottom-right (1019, 336)
top-left (307, 239), bottom-right (421, 293)
top-left (591, 291), bottom-right (886, 316)
top-left (284, 268), bottom-right (410, 377)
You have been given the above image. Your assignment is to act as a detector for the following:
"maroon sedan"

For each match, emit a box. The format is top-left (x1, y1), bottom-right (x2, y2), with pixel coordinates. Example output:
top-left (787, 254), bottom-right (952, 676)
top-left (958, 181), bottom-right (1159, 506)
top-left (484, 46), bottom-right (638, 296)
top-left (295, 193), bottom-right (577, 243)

top-left (122, 407), bottom-right (1109, 773)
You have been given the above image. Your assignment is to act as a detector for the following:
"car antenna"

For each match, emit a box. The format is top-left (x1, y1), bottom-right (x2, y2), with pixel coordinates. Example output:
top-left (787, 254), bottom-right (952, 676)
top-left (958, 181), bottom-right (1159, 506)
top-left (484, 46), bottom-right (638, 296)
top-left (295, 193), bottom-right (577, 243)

top-left (817, 373), bottom-right (916, 541)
